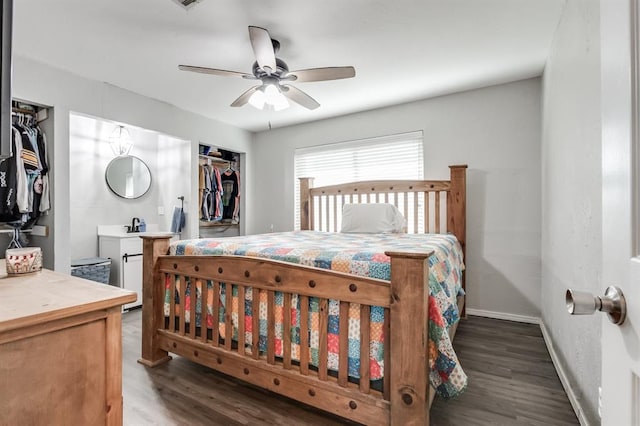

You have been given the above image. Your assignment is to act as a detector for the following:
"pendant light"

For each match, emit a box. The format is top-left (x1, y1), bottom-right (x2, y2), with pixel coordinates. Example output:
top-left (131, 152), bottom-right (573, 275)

top-left (109, 125), bottom-right (133, 156)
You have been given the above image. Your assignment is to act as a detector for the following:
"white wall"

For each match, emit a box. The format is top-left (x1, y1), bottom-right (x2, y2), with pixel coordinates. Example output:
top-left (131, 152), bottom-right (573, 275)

top-left (69, 113), bottom-right (190, 261)
top-left (252, 78), bottom-right (542, 319)
top-left (541, 0), bottom-right (601, 423)
top-left (157, 133), bottom-right (192, 235)
top-left (12, 55), bottom-right (253, 273)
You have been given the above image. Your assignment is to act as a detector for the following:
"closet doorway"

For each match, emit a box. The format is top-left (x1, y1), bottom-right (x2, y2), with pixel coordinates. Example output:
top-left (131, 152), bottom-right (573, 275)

top-left (198, 144), bottom-right (244, 238)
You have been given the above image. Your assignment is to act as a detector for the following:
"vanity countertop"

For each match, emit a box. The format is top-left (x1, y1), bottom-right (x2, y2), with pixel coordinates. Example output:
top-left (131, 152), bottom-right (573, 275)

top-left (97, 224), bottom-right (176, 238)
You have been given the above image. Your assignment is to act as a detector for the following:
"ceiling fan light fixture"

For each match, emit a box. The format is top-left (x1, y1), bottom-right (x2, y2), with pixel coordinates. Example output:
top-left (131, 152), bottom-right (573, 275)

top-left (248, 84), bottom-right (289, 111)
top-left (248, 88), bottom-right (266, 110)
top-left (264, 84), bottom-right (289, 111)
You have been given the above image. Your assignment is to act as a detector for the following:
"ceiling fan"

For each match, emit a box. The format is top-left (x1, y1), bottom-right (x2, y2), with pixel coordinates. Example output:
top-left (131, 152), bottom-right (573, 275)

top-left (178, 26), bottom-right (356, 111)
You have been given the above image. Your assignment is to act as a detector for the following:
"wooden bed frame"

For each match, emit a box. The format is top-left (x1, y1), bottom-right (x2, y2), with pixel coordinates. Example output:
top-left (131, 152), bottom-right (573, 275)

top-left (139, 164), bottom-right (467, 425)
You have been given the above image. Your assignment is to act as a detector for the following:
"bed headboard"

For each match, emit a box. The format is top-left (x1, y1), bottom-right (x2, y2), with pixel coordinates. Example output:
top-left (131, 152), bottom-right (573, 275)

top-left (299, 165), bottom-right (467, 249)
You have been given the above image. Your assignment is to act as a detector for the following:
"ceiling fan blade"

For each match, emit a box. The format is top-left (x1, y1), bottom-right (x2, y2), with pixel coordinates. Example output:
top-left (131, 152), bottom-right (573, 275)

top-left (248, 26), bottom-right (277, 74)
top-left (281, 85), bottom-right (320, 110)
top-left (284, 66), bottom-right (355, 83)
top-left (179, 65), bottom-right (255, 79)
top-left (230, 85), bottom-right (261, 107)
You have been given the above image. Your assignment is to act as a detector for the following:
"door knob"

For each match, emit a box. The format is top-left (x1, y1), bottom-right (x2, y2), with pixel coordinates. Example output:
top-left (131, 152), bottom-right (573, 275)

top-left (565, 286), bottom-right (626, 325)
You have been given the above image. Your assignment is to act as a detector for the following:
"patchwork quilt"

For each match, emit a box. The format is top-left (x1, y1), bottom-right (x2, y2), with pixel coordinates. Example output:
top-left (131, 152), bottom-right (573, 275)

top-left (167, 231), bottom-right (467, 398)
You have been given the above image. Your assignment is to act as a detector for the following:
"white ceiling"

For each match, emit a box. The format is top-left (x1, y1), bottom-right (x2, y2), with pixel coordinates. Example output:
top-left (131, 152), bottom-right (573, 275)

top-left (12, 0), bottom-right (565, 132)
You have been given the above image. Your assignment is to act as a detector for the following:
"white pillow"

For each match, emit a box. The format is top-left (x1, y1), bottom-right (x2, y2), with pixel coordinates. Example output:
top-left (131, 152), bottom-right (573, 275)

top-left (340, 203), bottom-right (406, 233)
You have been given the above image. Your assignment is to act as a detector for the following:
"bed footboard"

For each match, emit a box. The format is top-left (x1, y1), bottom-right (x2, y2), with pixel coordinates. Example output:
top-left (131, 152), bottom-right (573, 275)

top-left (139, 235), bottom-right (433, 425)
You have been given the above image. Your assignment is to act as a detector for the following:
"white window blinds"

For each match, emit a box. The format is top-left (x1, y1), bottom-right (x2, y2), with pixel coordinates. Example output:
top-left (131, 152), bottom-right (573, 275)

top-left (294, 131), bottom-right (424, 229)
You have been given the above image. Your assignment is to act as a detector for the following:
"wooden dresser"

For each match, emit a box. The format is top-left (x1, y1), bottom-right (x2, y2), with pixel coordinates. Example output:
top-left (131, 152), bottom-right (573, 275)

top-left (0, 264), bottom-right (136, 426)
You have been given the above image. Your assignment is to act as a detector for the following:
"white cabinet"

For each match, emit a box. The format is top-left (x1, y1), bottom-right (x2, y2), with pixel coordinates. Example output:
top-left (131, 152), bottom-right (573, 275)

top-left (99, 236), bottom-right (143, 310)
top-left (97, 225), bottom-right (178, 311)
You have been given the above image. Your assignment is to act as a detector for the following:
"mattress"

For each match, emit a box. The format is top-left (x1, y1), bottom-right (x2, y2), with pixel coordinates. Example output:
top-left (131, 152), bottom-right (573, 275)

top-left (167, 230), bottom-right (467, 398)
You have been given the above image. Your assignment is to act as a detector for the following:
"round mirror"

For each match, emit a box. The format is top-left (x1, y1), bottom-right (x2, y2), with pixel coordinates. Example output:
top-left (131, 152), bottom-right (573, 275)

top-left (105, 156), bottom-right (152, 199)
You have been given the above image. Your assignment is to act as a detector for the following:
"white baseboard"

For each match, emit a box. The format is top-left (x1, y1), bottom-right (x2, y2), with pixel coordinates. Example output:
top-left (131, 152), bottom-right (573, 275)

top-left (539, 321), bottom-right (590, 426)
top-left (465, 308), bottom-right (540, 324)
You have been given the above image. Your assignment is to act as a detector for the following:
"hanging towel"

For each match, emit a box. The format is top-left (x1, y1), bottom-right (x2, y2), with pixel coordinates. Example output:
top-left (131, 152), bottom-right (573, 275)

top-left (171, 206), bottom-right (185, 233)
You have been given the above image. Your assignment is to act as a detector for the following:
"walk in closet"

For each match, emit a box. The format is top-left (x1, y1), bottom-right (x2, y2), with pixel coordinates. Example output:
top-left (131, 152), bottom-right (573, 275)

top-left (198, 144), bottom-right (243, 238)
top-left (0, 100), bottom-right (54, 269)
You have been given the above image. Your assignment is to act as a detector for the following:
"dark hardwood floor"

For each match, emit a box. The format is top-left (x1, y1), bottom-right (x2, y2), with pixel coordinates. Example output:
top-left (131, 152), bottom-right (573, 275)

top-left (122, 311), bottom-right (579, 425)
top-left (430, 316), bottom-right (579, 426)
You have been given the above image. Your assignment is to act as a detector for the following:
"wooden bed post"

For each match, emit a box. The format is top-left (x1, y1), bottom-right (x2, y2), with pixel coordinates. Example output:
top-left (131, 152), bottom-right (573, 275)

top-left (448, 165), bottom-right (467, 316)
top-left (299, 177), bottom-right (314, 230)
top-left (385, 250), bottom-right (432, 426)
top-left (447, 165), bottom-right (467, 252)
top-left (138, 235), bottom-right (172, 367)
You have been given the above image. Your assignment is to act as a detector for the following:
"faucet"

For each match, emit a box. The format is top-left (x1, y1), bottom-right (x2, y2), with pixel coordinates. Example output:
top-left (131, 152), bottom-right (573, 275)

top-left (128, 217), bottom-right (140, 233)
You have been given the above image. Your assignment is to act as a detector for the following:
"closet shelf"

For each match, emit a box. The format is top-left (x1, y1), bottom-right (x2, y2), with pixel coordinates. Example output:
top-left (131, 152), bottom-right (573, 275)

top-left (12, 107), bottom-right (37, 116)
top-left (199, 221), bottom-right (239, 228)
top-left (198, 154), bottom-right (232, 165)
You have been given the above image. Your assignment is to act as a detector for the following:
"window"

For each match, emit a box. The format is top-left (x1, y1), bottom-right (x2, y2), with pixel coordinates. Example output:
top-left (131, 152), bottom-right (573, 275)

top-left (294, 131), bottom-right (424, 229)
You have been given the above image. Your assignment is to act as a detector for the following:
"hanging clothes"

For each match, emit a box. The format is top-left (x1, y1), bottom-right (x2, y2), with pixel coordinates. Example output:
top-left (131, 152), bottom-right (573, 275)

top-left (0, 126), bottom-right (23, 222)
top-left (0, 111), bottom-right (51, 226)
top-left (200, 164), bottom-right (212, 220)
top-left (199, 164), bottom-right (206, 219)
top-left (199, 163), bottom-right (224, 222)
top-left (212, 166), bottom-right (223, 221)
top-left (37, 128), bottom-right (50, 213)
top-left (221, 169), bottom-right (240, 222)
